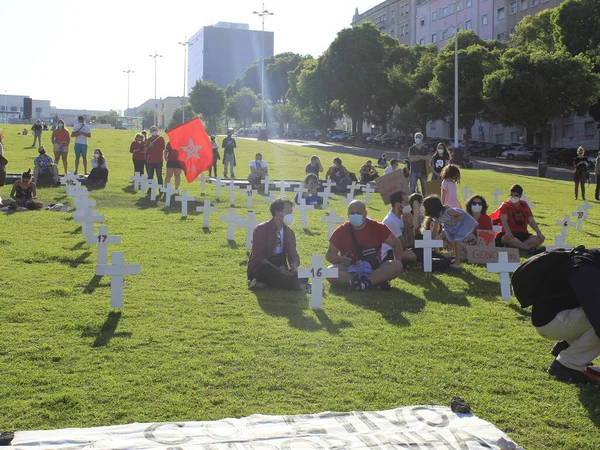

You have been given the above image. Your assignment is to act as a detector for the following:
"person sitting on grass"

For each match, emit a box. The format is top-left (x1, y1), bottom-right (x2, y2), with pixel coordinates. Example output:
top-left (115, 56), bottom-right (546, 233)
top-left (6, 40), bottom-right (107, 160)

top-left (87, 149), bottom-right (108, 188)
top-left (305, 155), bottom-right (323, 177)
top-left (248, 153), bottom-right (269, 190)
top-left (325, 157), bottom-right (351, 192)
top-left (381, 190), bottom-right (418, 265)
top-left (490, 183), bottom-right (545, 254)
top-left (247, 198), bottom-right (308, 291)
top-left (377, 153), bottom-right (387, 169)
top-left (326, 200), bottom-right (404, 291)
top-left (295, 173), bottom-right (323, 206)
top-left (384, 159), bottom-right (399, 175)
top-left (9, 170), bottom-right (41, 209)
top-left (359, 160), bottom-right (379, 183)
top-left (32, 146), bottom-right (59, 185)
top-left (422, 195), bottom-right (478, 269)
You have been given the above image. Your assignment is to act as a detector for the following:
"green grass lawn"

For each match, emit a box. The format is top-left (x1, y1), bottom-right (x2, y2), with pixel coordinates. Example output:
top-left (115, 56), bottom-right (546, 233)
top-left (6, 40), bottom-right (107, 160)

top-left (1, 124), bottom-right (599, 449)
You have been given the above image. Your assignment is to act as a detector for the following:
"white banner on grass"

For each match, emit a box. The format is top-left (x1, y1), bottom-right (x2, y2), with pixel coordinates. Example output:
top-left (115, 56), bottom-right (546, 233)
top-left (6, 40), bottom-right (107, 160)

top-left (11, 405), bottom-right (522, 449)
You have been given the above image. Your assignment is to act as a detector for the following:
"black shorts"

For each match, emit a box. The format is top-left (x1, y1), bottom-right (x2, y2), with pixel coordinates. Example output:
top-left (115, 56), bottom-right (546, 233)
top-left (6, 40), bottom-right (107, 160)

top-left (166, 161), bottom-right (182, 169)
top-left (495, 231), bottom-right (532, 247)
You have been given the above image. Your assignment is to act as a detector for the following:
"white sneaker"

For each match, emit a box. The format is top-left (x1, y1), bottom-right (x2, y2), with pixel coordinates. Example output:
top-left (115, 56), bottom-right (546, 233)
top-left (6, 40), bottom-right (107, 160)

top-left (249, 278), bottom-right (267, 290)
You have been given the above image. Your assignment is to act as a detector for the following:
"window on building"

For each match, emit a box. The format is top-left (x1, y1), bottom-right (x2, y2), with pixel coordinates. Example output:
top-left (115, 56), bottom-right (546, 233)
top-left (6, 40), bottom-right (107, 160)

top-left (35, 107), bottom-right (42, 113)
top-left (432, 33), bottom-right (437, 43)
top-left (405, 3), bottom-right (410, 15)
top-left (510, 1), bottom-right (517, 13)
top-left (585, 121), bottom-right (596, 136)
top-left (465, 19), bottom-right (472, 30)
top-left (391, 29), bottom-right (395, 37)
top-left (457, 22), bottom-right (463, 31)
top-left (442, 6), bottom-right (448, 17)
top-left (520, 0), bottom-right (527, 11)
top-left (404, 24), bottom-right (409, 35)
top-left (565, 124), bottom-right (574, 137)
top-left (531, 0), bottom-right (538, 5)
top-left (419, 38), bottom-right (425, 45)
top-left (466, 0), bottom-right (472, 7)
top-left (10, 106), bottom-right (17, 112)
top-left (430, 121), bottom-right (437, 131)
top-left (510, 131), bottom-right (518, 142)
top-left (482, 14), bottom-right (488, 25)
top-left (457, 0), bottom-right (463, 11)
top-left (0, 106), bottom-right (5, 111)
top-left (497, 32), bottom-right (506, 41)
top-left (432, 10), bottom-right (437, 21)
top-left (497, 7), bottom-right (505, 21)
top-left (442, 28), bottom-right (448, 39)
top-left (496, 134), bottom-right (504, 144)
top-left (541, 0), bottom-right (549, 2)
top-left (420, 16), bottom-right (425, 26)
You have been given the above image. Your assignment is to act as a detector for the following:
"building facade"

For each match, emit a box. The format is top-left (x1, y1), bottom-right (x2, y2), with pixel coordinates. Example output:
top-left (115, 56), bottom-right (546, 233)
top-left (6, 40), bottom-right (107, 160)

top-left (187, 22), bottom-right (274, 90)
top-left (352, 0), bottom-right (417, 45)
top-left (1, 94), bottom-right (52, 123)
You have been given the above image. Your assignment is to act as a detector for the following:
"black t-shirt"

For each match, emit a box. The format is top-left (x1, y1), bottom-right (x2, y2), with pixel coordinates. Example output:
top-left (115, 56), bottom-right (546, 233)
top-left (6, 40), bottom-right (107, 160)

top-left (222, 137), bottom-right (237, 154)
top-left (431, 155), bottom-right (448, 174)
top-left (574, 156), bottom-right (588, 173)
top-left (305, 163), bottom-right (319, 175)
top-left (32, 124), bottom-right (42, 133)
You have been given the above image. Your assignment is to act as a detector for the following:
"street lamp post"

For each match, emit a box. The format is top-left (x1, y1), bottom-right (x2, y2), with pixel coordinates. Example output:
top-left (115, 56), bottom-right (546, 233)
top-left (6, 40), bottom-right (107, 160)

top-left (123, 68), bottom-right (134, 111)
top-left (149, 51), bottom-right (162, 127)
top-left (454, 1), bottom-right (459, 150)
top-left (178, 38), bottom-right (194, 124)
top-left (253, 3), bottom-right (274, 136)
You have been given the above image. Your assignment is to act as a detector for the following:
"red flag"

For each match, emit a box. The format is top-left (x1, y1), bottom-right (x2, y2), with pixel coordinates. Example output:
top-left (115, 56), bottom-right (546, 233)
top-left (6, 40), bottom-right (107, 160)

top-left (166, 118), bottom-right (213, 183)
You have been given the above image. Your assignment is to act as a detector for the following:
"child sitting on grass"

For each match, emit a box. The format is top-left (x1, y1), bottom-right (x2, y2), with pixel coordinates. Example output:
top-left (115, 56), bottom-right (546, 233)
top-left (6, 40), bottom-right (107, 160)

top-left (422, 195), bottom-right (477, 268)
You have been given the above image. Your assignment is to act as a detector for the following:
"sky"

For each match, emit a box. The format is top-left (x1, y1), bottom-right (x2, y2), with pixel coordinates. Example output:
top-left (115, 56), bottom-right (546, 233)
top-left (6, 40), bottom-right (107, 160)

top-left (1, 0), bottom-right (379, 112)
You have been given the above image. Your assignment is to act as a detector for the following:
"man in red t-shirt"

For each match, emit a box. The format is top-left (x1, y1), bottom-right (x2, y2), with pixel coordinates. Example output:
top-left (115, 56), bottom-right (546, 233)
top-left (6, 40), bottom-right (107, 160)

top-left (326, 200), bottom-right (404, 291)
top-left (145, 125), bottom-right (166, 187)
top-left (492, 184), bottom-right (545, 252)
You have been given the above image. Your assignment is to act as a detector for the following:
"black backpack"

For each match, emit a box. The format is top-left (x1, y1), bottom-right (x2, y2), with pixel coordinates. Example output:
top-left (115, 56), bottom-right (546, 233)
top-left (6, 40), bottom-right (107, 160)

top-left (511, 246), bottom-right (580, 308)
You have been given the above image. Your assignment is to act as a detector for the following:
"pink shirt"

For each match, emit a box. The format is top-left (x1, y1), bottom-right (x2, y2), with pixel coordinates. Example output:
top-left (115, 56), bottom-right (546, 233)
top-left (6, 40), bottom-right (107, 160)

top-left (441, 180), bottom-right (460, 208)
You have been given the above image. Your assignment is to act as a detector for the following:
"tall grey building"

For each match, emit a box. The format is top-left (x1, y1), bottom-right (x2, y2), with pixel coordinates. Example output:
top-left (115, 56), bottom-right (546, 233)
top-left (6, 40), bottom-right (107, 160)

top-left (187, 22), bottom-right (274, 90)
top-left (352, 1), bottom-right (417, 46)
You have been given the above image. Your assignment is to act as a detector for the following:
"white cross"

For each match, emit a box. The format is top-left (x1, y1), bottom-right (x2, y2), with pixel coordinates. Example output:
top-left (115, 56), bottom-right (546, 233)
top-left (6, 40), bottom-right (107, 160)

top-left (487, 252), bottom-right (520, 300)
top-left (72, 190), bottom-right (93, 208)
top-left (220, 208), bottom-right (244, 241)
top-left (347, 182), bottom-right (362, 198)
top-left (461, 186), bottom-right (474, 203)
top-left (295, 197), bottom-right (315, 227)
top-left (583, 199), bottom-right (592, 220)
top-left (96, 252), bottom-right (141, 309)
top-left (293, 184), bottom-right (308, 201)
top-left (362, 183), bottom-right (374, 203)
top-left (555, 214), bottom-right (575, 238)
top-left (160, 183), bottom-right (178, 207)
top-left (275, 180), bottom-right (290, 197)
top-left (491, 188), bottom-right (503, 207)
top-left (318, 188), bottom-right (334, 209)
top-left (261, 176), bottom-right (273, 195)
top-left (298, 256), bottom-right (339, 309)
top-left (139, 173), bottom-right (149, 192)
top-left (60, 172), bottom-right (79, 195)
top-left (238, 212), bottom-right (257, 249)
top-left (213, 177), bottom-right (223, 196)
top-left (546, 234), bottom-right (574, 251)
top-left (175, 190), bottom-right (195, 217)
top-left (197, 172), bottom-right (209, 194)
top-left (322, 179), bottom-right (337, 192)
top-left (414, 230), bottom-right (444, 273)
top-left (341, 192), bottom-right (355, 205)
top-left (572, 206), bottom-right (585, 230)
top-left (129, 172), bottom-right (144, 191)
top-left (69, 182), bottom-right (85, 198)
top-left (195, 200), bottom-right (219, 228)
top-left (86, 225), bottom-right (121, 265)
top-left (521, 192), bottom-right (535, 209)
top-left (321, 210), bottom-right (345, 239)
top-left (262, 191), bottom-right (278, 204)
top-left (225, 181), bottom-right (241, 204)
top-left (245, 186), bottom-right (258, 208)
top-left (147, 179), bottom-right (160, 201)
top-left (74, 210), bottom-right (104, 237)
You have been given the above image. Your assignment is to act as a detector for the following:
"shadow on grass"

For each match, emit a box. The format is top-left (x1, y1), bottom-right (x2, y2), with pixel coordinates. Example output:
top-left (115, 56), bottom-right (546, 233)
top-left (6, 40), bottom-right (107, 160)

top-left (71, 241), bottom-right (86, 250)
top-left (508, 303), bottom-right (532, 319)
top-left (80, 311), bottom-right (132, 347)
top-left (23, 251), bottom-right (91, 267)
top-left (83, 274), bottom-right (104, 294)
top-left (121, 185), bottom-right (136, 194)
top-left (255, 289), bottom-right (352, 333)
top-left (303, 228), bottom-right (320, 236)
top-left (339, 287), bottom-right (424, 327)
top-left (578, 386), bottom-right (600, 428)
top-left (405, 272), bottom-right (472, 307)
top-left (134, 195), bottom-right (158, 210)
top-left (227, 240), bottom-right (239, 249)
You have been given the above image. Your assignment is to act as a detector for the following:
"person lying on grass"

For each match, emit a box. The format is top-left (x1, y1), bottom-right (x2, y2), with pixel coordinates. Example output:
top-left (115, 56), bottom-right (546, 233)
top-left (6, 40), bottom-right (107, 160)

top-left (326, 200), bottom-right (403, 291)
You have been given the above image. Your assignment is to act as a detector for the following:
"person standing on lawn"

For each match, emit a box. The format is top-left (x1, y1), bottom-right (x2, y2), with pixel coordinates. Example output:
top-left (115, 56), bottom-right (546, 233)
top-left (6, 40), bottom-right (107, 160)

top-left (222, 129), bottom-right (237, 178)
top-left (145, 125), bottom-right (165, 187)
top-left (71, 115), bottom-right (92, 175)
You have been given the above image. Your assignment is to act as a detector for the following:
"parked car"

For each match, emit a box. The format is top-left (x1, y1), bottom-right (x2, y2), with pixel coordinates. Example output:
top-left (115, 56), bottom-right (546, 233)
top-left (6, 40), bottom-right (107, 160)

top-left (475, 144), bottom-right (513, 158)
top-left (546, 147), bottom-right (581, 166)
top-left (501, 145), bottom-right (542, 161)
top-left (374, 133), bottom-right (396, 146)
top-left (586, 151), bottom-right (599, 168)
top-left (331, 132), bottom-right (350, 142)
top-left (469, 142), bottom-right (495, 156)
top-left (382, 135), bottom-right (401, 148)
top-left (327, 129), bottom-right (345, 139)
top-left (509, 142), bottom-right (524, 148)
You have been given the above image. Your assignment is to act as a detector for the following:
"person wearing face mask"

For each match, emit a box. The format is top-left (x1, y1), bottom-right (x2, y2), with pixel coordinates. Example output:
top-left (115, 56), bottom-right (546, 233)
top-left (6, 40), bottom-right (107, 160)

top-left (573, 146), bottom-right (588, 200)
top-left (87, 149), bottom-right (108, 188)
top-left (129, 133), bottom-right (146, 175)
top-left (222, 129), bottom-right (237, 178)
top-left (381, 191), bottom-right (418, 265)
top-left (248, 153), bottom-right (269, 189)
top-left (326, 200), bottom-right (404, 291)
top-left (465, 195), bottom-right (492, 231)
top-left (430, 143), bottom-right (450, 180)
top-left (209, 135), bottom-right (220, 178)
top-left (51, 119), bottom-right (70, 174)
top-left (490, 184), bottom-right (545, 253)
top-left (325, 157), bottom-right (352, 192)
top-left (145, 126), bottom-right (165, 187)
top-left (295, 173), bottom-right (323, 205)
top-left (384, 159), bottom-right (399, 175)
top-left (408, 132), bottom-right (430, 194)
top-left (71, 115), bottom-right (92, 175)
top-left (247, 198), bottom-right (308, 291)
top-left (358, 160), bottom-right (379, 184)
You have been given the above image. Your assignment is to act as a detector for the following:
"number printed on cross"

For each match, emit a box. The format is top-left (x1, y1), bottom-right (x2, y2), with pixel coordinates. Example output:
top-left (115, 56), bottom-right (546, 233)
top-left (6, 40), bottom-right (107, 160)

top-left (578, 212), bottom-right (584, 219)
top-left (97, 234), bottom-right (108, 243)
top-left (310, 268), bottom-right (323, 277)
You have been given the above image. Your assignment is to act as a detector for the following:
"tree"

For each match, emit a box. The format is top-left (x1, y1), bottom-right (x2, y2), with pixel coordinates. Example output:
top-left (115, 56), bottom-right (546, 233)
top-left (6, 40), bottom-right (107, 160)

top-left (509, 9), bottom-right (557, 53)
top-left (97, 109), bottom-right (120, 126)
top-left (140, 109), bottom-right (155, 129)
top-left (431, 31), bottom-right (503, 148)
top-left (189, 81), bottom-right (225, 134)
top-left (274, 103), bottom-right (300, 136)
top-left (484, 48), bottom-right (600, 168)
top-left (168, 105), bottom-right (196, 129)
top-left (226, 87), bottom-right (257, 129)
top-left (322, 23), bottom-right (387, 135)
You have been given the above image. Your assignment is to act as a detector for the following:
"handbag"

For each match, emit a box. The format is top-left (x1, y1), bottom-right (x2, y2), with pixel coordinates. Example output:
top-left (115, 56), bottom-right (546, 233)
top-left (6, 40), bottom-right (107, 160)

top-left (0, 154), bottom-right (7, 166)
top-left (348, 225), bottom-right (381, 270)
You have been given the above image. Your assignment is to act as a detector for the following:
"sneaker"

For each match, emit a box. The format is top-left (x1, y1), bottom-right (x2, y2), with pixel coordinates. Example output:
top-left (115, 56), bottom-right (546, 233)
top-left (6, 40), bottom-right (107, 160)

top-left (248, 278), bottom-right (267, 290)
top-left (529, 246), bottom-right (546, 255)
top-left (449, 263), bottom-right (462, 270)
top-left (584, 366), bottom-right (600, 381)
top-left (548, 359), bottom-right (594, 384)
top-left (550, 340), bottom-right (570, 357)
top-left (375, 280), bottom-right (392, 290)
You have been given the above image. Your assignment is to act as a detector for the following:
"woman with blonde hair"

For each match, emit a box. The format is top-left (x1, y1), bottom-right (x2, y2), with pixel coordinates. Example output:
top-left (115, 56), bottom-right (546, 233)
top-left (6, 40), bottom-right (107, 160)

top-left (51, 119), bottom-right (70, 173)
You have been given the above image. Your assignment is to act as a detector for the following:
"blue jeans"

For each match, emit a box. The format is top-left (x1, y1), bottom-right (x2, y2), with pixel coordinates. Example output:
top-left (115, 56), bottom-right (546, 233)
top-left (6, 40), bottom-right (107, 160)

top-left (146, 162), bottom-right (163, 186)
top-left (410, 171), bottom-right (427, 194)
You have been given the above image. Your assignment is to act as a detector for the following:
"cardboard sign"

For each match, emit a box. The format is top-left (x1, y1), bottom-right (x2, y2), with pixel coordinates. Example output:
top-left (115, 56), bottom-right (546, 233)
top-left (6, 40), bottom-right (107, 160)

top-left (376, 169), bottom-right (409, 205)
top-left (477, 230), bottom-right (495, 247)
top-left (467, 246), bottom-right (520, 264)
top-left (425, 179), bottom-right (442, 197)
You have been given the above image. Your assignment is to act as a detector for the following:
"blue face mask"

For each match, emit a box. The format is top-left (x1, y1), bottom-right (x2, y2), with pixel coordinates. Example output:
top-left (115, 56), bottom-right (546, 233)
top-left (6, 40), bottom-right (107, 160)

top-left (349, 214), bottom-right (364, 228)
top-left (415, 138), bottom-right (422, 144)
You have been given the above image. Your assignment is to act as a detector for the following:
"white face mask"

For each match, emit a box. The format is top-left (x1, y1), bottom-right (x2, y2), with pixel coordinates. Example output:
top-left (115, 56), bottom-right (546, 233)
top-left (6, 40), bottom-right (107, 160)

top-left (402, 205), bottom-right (412, 214)
top-left (151, 131), bottom-right (158, 136)
top-left (471, 204), bottom-right (482, 213)
top-left (510, 196), bottom-right (520, 204)
top-left (94, 153), bottom-right (100, 158)
top-left (283, 213), bottom-right (295, 226)
top-left (437, 148), bottom-right (444, 155)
